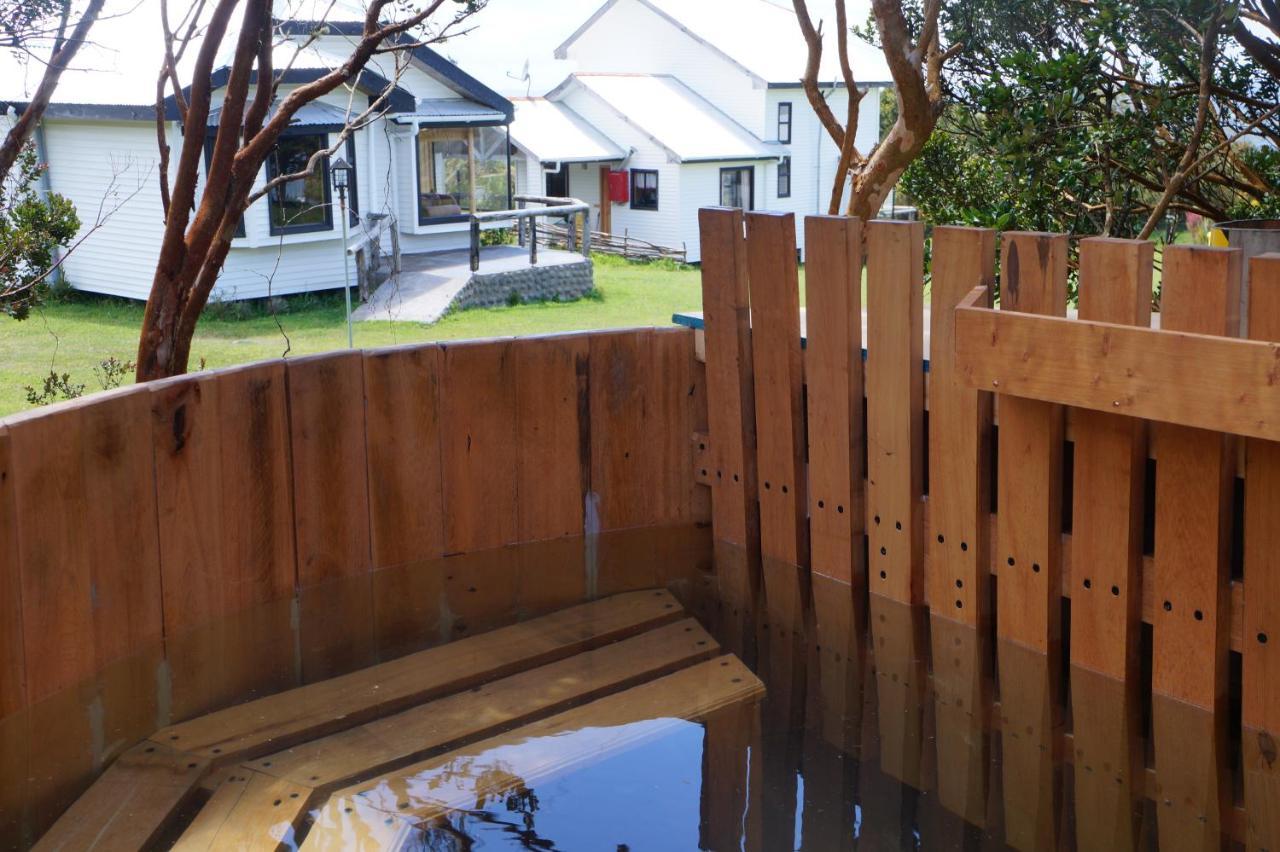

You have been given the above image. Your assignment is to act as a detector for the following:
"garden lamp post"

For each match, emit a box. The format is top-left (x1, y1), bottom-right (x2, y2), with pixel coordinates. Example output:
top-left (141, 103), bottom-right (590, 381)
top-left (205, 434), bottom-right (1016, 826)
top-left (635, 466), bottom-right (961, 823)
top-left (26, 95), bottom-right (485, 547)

top-left (331, 156), bottom-right (354, 348)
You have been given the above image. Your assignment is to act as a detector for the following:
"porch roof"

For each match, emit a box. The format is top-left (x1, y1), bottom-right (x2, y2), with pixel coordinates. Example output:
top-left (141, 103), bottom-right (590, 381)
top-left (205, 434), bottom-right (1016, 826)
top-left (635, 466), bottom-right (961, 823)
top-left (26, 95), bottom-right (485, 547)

top-left (390, 97), bottom-right (509, 126)
top-left (509, 98), bottom-right (627, 164)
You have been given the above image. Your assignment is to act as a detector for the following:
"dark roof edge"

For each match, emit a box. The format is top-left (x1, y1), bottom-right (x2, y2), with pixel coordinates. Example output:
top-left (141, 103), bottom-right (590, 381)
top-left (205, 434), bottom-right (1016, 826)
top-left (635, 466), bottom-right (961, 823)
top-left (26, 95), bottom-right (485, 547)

top-left (767, 80), bottom-right (894, 90)
top-left (273, 18), bottom-right (513, 122)
top-left (1, 101), bottom-right (176, 121)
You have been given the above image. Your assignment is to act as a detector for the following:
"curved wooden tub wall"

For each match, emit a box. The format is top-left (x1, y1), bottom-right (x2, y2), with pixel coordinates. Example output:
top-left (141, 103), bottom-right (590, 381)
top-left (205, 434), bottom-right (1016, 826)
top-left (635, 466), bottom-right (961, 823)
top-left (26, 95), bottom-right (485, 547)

top-left (0, 327), bottom-right (711, 848)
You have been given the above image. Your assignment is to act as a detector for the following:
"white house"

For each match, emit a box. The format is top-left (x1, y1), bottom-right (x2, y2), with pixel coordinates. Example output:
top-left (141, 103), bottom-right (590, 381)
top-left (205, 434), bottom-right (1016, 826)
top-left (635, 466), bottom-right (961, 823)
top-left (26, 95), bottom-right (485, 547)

top-left (506, 0), bottom-right (892, 263)
top-left (2, 20), bottom-right (518, 300)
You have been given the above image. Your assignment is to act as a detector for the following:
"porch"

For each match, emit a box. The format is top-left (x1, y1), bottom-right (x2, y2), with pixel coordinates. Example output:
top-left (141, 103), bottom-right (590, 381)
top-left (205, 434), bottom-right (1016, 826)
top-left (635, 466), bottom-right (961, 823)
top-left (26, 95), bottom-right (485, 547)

top-left (353, 244), bottom-right (592, 324)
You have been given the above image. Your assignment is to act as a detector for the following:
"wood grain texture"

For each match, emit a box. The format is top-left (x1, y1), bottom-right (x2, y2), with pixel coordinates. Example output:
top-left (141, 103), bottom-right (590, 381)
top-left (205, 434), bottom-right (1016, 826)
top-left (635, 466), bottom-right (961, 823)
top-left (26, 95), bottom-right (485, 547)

top-left (1150, 245), bottom-right (1238, 852)
top-left (288, 352), bottom-right (373, 681)
top-left (930, 617), bottom-right (989, 828)
top-left (513, 335), bottom-right (588, 542)
top-left (0, 427), bottom-right (23, 718)
top-left (33, 742), bottom-right (208, 851)
top-left (1067, 238), bottom-right (1152, 852)
top-left (804, 215), bottom-right (864, 586)
top-left (926, 226), bottom-right (995, 627)
top-left (651, 327), bottom-right (703, 528)
top-left (1150, 246), bottom-right (1239, 710)
top-left (866, 220), bottom-right (925, 604)
top-left (746, 212), bottom-right (807, 574)
top-left (171, 769), bottom-right (310, 851)
top-left (6, 387), bottom-right (163, 703)
top-left (363, 344), bottom-right (445, 569)
top-left (153, 364), bottom-right (297, 721)
top-left (994, 232), bottom-right (1067, 652)
top-left (697, 207), bottom-right (760, 552)
top-left (1243, 253), bottom-right (1280, 852)
top-left (288, 352), bottom-right (371, 585)
top-left (440, 340), bottom-right (519, 553)
top-left (249, 618), bottom-right (717, 792)
top-left (152, 589), bottom-right (683, 763)
top-left (588, 329), bottom-right (656, 531)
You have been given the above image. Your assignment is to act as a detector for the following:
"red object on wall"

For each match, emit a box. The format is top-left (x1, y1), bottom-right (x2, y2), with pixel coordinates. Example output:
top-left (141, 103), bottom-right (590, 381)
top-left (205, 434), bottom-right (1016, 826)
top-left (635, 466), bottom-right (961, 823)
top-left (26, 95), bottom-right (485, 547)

top-left (607, 170), bottom-right (629, 203)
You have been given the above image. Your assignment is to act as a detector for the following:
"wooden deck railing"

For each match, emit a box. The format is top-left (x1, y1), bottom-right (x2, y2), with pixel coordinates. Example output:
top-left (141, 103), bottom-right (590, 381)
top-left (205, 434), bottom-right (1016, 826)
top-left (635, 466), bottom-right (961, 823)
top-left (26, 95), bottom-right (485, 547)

top-left (695, 208), bottom-right (1279, 850)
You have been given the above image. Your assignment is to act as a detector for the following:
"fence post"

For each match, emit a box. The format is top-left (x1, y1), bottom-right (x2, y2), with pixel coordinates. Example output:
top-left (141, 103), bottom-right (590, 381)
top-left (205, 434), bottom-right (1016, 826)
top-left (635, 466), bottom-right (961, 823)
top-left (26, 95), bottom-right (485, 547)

top-left (469, 218), bottom-right (481, 272)
top-left (529, 217), bottom-right (538, 266)
top-left (581, 212), bottom-right (592, 258)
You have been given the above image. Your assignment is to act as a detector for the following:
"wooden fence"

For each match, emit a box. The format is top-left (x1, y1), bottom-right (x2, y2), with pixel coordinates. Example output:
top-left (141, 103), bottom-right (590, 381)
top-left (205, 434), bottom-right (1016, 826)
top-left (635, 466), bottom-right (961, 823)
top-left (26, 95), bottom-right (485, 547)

top-left (0, 327), bottom-right (710, 847)
top-left (695, 207), bottom-right (1280, 851)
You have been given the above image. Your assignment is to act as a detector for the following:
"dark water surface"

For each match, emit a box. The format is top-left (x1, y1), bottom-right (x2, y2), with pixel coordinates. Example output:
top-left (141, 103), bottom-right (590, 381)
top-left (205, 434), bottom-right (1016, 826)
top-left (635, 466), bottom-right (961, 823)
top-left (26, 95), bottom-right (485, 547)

top-left (4, 527), bottom-right (1242, 849)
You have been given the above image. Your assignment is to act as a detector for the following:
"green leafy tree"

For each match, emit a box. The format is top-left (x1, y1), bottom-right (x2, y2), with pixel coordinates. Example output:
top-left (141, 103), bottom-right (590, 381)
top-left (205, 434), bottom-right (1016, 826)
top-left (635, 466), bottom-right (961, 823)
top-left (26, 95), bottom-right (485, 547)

top-left (1, 143), bottom-right (78, 318)
top-left (905, 0), bottom-right (1277, 238)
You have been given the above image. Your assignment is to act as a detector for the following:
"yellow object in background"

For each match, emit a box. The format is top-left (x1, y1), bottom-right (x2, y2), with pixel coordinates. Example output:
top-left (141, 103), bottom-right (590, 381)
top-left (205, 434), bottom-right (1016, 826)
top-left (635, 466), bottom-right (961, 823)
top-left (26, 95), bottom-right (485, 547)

top-left (1209, 228), bottom-right (1230, 247)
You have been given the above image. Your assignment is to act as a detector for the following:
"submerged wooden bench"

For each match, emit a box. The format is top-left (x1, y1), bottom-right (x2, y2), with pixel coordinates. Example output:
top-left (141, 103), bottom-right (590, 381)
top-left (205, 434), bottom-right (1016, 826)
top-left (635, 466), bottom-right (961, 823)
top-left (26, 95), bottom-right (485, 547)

top-left (35, 589), bottom-right (762, 851)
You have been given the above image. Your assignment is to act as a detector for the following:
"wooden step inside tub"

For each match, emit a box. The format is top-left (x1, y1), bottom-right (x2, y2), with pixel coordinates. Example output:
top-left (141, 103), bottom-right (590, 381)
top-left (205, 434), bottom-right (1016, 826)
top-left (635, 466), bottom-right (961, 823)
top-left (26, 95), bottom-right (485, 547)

top-left (35, 589), bottom-right (763, 850)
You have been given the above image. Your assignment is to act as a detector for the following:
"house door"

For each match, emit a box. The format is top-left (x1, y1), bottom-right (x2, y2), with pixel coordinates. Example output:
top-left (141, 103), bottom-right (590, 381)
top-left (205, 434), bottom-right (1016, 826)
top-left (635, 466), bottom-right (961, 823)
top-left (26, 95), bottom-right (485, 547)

top-left (598, 166), bottom-right (612, 234)
top-left (719, 166), bottom-right (754, 210)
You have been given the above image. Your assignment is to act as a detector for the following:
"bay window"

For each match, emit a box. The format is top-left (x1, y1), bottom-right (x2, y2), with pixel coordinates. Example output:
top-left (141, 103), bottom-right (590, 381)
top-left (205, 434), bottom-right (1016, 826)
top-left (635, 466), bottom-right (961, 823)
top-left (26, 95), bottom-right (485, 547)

top-left (416, 125), bottom-right (513, 224)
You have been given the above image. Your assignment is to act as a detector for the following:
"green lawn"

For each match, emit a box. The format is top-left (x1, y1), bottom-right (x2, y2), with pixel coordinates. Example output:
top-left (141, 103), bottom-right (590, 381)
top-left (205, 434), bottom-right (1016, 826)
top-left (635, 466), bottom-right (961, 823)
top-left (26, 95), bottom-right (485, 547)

top-left (0, 254), bottom-right (708, 417)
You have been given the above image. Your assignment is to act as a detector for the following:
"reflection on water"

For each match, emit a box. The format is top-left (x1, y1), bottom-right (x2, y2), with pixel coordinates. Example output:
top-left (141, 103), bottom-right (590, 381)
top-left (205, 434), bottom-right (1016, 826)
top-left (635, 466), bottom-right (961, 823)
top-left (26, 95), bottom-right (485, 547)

top-left (4, 530), bottom-right (1263, 850)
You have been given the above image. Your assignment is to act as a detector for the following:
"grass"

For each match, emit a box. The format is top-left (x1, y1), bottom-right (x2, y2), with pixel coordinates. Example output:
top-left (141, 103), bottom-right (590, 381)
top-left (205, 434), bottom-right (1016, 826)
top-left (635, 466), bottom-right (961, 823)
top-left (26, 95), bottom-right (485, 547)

top-left (0, 254), bottom-right (707, 417)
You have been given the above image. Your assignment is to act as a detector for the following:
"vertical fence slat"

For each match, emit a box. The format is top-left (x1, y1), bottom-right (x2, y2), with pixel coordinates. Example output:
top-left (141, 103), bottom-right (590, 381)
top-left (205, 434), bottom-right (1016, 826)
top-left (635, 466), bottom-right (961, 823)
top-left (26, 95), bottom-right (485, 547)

top-left (289, 352), bottom-right (374, 681)
top-left (927, 226), bottom-right (996, 625)
top-left (803, 215), bottom-right (866, 699)
top-left (926, 226), bottom-right (995, 827)
top-left (995, 232), bottom-right (1068, 649)
top-left (698, 207), bottom-right (760, 653)
top-left (805, 214), bottom-right (864, 587)
top-left (1151, 244), bottom-right (1239, 851)
top-left (1243, 253), bottom-right (1280, 852)
top-left (363, 344), bottom-right (445, 570)
top-left (746, 212), bottom-right (808, 626)
top-left (866, 220), bottom-right (925, 605)
top-left (1068, 237), bottom-right (1151, 852)
top-left (994, 232), bottom-right (1067, 852)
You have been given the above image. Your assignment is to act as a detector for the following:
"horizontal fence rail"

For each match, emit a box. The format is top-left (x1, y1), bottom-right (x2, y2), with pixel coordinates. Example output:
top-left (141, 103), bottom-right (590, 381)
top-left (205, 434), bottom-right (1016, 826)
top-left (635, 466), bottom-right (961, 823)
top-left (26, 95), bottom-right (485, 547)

top-left (695, 207), bottom-right (1280, 851)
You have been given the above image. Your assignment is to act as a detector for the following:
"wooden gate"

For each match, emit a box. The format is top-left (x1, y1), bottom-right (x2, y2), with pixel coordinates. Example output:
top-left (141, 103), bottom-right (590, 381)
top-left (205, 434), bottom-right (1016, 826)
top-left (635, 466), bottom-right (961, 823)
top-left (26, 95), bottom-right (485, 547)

top-left (696, 207), bottom-right (1280, 850)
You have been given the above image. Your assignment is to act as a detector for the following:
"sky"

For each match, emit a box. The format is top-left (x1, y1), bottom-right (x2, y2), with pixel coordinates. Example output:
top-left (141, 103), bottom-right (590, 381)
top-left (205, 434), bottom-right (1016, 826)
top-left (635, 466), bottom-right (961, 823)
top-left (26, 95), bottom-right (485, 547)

top-left (1, 0), bottom-right (868, 104)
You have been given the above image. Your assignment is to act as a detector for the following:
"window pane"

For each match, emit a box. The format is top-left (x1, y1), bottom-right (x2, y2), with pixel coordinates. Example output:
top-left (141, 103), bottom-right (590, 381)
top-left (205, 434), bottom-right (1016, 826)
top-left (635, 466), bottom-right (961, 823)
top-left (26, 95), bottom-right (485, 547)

top-left (268, 134), bottom-right (330, 230)
top-left (473, 126), bottom-right (511, 213)
top-left (720, 167), bottom-right (752, 209)
top-left (417, 127), bottom-right (514, 220)
top-left (631, 169), bottom-right (658, 210)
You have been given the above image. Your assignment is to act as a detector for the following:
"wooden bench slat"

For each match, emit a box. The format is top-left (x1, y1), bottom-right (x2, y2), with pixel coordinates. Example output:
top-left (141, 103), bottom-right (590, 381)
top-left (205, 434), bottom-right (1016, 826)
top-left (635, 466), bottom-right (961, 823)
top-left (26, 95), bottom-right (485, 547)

top-left (153, 589), bottom-right (684, 762)
top-left (33, 743), bottom-right (207, 852)
top-left (304, 655), bottom-right (763, 849)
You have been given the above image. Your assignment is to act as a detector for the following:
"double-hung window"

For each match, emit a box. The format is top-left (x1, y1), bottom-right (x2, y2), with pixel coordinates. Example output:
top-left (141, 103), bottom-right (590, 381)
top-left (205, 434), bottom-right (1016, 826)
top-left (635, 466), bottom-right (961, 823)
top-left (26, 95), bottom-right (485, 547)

top-left (630, 169), bottom-right (659, 210)
top-left (777, 155), bottom-right (791, 198)
top-left (777, 102), bottom-right (792, 144)
top-left (266, 133), bottom-right (333, 235)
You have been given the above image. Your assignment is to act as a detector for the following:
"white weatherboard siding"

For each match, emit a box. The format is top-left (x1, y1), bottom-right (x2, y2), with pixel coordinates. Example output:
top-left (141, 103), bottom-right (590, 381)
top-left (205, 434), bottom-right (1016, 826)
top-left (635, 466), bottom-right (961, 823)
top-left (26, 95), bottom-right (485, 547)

top-left (42, 121), bottom-right (167, 300)
top-left (678, 160), bottom-right (766, 263)
top-left (555, 83), bottom-right (683, 253)
top-left (557, 0), bottom-right (763, 136)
